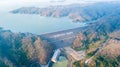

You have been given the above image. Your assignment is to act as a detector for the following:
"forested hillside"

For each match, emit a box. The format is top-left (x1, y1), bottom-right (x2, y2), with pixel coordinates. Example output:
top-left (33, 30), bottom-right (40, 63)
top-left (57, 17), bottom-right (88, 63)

top-left (72, 13), bottom-right (120, 67)
top-left (0, 28), bottom-right (53, 67)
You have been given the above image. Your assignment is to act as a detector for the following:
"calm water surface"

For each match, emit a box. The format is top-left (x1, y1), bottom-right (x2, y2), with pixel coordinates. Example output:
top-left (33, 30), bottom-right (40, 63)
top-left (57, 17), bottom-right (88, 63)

top-left (0, 2), bottom-right (87, 34)
top-left (0, 12), bottom-right (86, 34)
top-left (52, 56), bottom-right (68, 67)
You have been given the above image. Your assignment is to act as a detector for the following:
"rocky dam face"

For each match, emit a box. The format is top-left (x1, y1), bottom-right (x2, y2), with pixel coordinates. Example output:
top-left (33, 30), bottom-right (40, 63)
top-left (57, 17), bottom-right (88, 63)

top-left (40, 27), bottom-right (87, 49)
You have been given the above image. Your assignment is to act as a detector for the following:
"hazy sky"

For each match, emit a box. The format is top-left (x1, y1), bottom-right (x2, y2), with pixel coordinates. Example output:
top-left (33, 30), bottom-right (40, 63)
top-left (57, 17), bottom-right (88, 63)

top-left (1, 0), bottom-right (120, 4)
top-left (1, 0), bottom-right (120, 5)
top-left (0, 0), bottom-right (120, 12)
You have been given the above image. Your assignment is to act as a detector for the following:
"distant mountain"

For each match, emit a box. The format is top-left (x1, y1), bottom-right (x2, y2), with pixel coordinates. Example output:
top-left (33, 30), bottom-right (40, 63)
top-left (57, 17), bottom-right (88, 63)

top-left (0, 28), bottom-right (53, 67)
top-left (12, 3), bottom-right (120, 22)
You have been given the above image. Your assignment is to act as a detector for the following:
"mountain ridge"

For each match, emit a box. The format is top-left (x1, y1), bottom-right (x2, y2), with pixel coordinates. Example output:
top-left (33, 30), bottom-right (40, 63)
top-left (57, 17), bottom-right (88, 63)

top-left (12, 3), bottom-right (120, 23)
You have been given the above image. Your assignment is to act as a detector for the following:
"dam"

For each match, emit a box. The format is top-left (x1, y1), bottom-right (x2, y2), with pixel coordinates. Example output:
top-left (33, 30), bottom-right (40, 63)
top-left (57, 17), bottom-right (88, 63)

top-left (40, 26), bottom-right (87, 49)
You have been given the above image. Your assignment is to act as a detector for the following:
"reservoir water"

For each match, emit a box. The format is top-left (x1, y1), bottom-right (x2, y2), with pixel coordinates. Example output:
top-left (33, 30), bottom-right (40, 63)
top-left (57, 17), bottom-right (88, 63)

top-left (0, 12), bottom-right (86, 35)
top-left (0, 2), bottom-right (87, 35)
